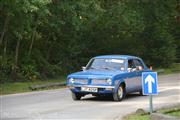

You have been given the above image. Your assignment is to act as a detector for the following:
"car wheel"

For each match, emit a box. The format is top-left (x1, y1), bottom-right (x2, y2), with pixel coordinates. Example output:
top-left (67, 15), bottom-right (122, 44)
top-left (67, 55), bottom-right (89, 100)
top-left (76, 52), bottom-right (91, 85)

top-left (139, 90), bottom-right (143, 96)
top-left (72, 92), bottom-right (81, 100)
top-left (113, 84), bottom-right (126, 101)
top-left (92, 94), bottom-right (100, 97)
top-left (139, 90), bottom-right (146, 96)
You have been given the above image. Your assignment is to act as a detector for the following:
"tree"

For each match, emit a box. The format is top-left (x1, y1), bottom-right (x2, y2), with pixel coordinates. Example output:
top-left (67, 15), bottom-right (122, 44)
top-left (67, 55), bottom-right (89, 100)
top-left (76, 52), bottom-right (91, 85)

top-left (0, 0), bottom-right (178, 82)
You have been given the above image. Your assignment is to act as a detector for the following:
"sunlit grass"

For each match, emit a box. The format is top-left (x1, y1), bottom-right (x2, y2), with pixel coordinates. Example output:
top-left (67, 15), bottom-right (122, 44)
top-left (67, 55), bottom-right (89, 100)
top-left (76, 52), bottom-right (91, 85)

top-left (159, 107), bottom-right (180, 118)
top-left (123, 106), bottom-right (180, 120)
top-left (0, 78), bottom-right (66, 95)
top-left (123, 113), bottom-right (150, 120)
top-left (1, 63), bottom-right (179, 95)
top-left (154, 63), bottom-right (180, 75)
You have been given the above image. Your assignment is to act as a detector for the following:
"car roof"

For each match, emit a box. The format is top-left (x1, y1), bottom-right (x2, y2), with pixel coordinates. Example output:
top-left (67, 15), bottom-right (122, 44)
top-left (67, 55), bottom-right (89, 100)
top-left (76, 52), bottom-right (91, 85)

top-left (94, 55), bottom-right (140, 60)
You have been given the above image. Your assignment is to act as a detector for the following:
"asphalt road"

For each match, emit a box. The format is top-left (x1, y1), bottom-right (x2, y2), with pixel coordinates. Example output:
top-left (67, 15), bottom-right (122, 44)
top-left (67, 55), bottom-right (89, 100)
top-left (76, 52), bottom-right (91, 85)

top-left (1, 74), bottom-right (180, 120)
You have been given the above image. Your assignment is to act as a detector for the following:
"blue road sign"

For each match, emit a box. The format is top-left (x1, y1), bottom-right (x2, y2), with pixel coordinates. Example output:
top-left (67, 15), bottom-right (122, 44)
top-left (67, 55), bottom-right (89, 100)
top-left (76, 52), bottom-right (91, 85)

top-left (142, 72), bottom-right (158, 95)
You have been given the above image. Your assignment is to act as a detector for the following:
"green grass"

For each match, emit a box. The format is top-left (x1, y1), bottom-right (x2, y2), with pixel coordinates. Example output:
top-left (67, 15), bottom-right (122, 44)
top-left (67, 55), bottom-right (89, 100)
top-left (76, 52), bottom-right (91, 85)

top-left (154, 63), bottom-right (180, 75)
top-left (159, 107), bottom-right (180, 118)
top-left (1, 63), bottom-right (179, 95)
top-left (123, 106), bottom-right (180, 120)
top-left (0, 77), bottom-right (66, 95)
top-left (165, 110), bottom-right (180, 117)
top-left (166, 110), bottom-right (180, 117)
top-left (123, 113), bottom-right (150, 120)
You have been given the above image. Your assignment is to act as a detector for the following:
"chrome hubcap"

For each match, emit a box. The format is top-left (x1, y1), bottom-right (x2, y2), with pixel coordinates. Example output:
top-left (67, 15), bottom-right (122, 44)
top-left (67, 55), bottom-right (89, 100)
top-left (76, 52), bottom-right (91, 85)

top-left (118, 87), bottom-right (123, 99)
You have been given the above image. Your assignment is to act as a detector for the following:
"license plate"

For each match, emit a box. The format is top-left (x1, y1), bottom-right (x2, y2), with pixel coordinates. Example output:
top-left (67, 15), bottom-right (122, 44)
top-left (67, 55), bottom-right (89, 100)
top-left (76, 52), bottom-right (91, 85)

top-left (81, 87), bottom-right (98, 92)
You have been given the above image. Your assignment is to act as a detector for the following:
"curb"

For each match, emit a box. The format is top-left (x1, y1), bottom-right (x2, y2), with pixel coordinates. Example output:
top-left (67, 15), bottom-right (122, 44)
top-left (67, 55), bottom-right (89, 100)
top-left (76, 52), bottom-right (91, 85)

top-left (130, 103), bottom-right (180, 120)
top-left (29, 82), bottom-right (66, 90)
top-left (151, 113), bottom-right (179, 120)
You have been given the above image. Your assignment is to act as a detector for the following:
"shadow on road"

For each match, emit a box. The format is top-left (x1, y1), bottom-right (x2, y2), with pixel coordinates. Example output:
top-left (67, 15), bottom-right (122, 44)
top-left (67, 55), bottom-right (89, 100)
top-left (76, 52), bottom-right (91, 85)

top-left (81, 93), bottom-right (146, 102)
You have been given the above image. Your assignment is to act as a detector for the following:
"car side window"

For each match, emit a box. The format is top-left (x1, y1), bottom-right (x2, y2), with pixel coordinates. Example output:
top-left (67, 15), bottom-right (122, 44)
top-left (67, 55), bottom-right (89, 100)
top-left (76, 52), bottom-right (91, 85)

top-left (133, 59), bottom-right (144, 70)
top-left (128, 59), bottom-right (136, 69)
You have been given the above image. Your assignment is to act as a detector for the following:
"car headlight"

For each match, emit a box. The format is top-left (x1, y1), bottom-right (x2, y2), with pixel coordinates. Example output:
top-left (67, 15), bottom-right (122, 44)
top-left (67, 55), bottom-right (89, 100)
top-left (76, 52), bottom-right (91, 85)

top-left (69, 78), bottom-right (74, 83)
top-left (107, 78), bottom-right (112, 85)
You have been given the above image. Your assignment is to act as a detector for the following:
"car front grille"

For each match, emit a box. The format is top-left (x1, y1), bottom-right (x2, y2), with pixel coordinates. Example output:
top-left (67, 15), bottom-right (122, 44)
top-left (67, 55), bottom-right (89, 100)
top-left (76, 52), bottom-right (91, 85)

top-left (91, 79), bottom-right (107, 85)
top-left (74, 79), bottom-right (88, 84)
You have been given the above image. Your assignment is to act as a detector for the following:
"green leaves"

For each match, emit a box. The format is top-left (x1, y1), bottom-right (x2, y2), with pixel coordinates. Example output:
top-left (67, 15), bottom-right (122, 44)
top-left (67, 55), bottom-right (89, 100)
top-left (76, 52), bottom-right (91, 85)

top-left (0, 0), bottom-right (179, 81)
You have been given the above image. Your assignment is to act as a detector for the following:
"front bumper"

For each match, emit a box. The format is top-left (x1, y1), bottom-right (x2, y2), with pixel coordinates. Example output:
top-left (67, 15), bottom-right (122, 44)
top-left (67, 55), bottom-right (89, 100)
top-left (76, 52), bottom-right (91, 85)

top-left (67, 85), bottom-right (115, 94)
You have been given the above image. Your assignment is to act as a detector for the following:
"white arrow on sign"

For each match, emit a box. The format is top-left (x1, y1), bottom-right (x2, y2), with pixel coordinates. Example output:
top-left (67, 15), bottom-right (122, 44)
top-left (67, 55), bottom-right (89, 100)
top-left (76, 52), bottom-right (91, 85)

top-left (145, 75), bottom-right (155, 93)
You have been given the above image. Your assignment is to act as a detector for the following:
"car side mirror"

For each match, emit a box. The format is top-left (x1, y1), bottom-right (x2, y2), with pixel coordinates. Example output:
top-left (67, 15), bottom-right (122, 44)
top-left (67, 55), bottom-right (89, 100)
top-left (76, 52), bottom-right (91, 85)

top-left (127, 68), bottom-right (132, 72)
top-left (128, 68), bottom-right (137, 72)
top-left (81, 66), bottom-right (86, 71)
top-left (132, 68), bottom-right (137, 72)
top-left (136, 66), bottom-right (140, 71)
top-left (136, 66), bottom-right (143, 71)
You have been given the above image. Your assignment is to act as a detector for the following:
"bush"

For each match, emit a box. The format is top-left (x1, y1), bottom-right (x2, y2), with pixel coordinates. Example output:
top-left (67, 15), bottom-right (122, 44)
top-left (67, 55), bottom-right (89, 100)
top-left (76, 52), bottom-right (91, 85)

top-left (0, 56), bottom-right (13, 83)
top-left (20, 64), bottom-right (40, 81)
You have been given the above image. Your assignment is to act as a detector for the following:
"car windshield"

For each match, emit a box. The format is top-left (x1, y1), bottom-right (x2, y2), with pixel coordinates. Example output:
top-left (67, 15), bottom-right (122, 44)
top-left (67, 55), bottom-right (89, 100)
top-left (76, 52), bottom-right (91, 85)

top-left (86, 58), bottom-right (125, 71)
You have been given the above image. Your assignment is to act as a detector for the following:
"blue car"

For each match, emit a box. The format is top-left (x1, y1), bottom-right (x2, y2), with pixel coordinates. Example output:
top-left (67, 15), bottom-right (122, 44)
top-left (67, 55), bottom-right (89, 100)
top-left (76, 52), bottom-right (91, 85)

top-left (67, 55), bottom-right (151, 101)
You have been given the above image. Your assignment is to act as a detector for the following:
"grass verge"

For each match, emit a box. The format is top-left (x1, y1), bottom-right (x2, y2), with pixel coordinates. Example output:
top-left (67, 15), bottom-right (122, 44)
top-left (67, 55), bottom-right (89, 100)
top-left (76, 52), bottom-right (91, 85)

top-left (159, 107), bottom-right (180, 118)
top-left (0, 77), bottom-right (66, 95)
top-left (123, 106), bottom-right (180, 120)
top-left (1, 63), bottom-right (179, 95)
top-left (123, 113), bottom-right (150, 120)
top-left (154, 63), bottom-right (180, 75)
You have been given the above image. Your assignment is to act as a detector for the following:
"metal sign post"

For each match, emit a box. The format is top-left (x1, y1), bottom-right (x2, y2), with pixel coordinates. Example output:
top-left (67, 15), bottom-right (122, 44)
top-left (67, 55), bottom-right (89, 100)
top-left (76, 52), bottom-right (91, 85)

top-left (142, 72), bottom-right (158, 113)
top-left (149, 94), bottom-right (153, 113)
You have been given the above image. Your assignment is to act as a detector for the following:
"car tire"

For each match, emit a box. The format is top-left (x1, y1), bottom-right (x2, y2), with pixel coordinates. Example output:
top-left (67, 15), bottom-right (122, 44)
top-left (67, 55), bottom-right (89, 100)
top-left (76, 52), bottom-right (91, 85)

top-left (113, 84), bottom-right (126, 101)
top-left (92, 94), bottom-right (100, 97)
top-left (139, 90), bottom-right (146, 96)
top-left (139, 90), bottom-right (143, 96)
top-left (72, 92), bottom-right (81, 100)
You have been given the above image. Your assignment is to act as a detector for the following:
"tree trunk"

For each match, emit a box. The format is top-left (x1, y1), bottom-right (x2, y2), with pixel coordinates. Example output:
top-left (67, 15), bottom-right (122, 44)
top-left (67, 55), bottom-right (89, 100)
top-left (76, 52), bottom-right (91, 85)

top-left (12, 37), bottom-right (21, 81)
top-left (28, 21), bottom-right (38, 57)
top-left (0, 15), bottom-right (9, 47)
top-left (15, 38), bottom-right (20, 68)
top-left (3, 38), bottom-right (7, 56)
top-left (3, 24), bottom-right (9, 56)
top-left (46, 40), bottom-right (56, 60)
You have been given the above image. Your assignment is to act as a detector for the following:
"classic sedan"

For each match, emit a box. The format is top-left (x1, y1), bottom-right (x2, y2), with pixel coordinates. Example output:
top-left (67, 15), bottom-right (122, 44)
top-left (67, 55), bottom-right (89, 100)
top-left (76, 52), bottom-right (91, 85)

top-left (67, 55), bottom-right (151, 101)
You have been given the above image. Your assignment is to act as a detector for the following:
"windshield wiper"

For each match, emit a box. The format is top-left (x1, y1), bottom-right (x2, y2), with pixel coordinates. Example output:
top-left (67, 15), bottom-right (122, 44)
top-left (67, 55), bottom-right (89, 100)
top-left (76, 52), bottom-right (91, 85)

top-left (90, 66), bottom-right (116, 71)
top-left (102, 67), bottom-right (116, 70)
top-left (89, 66), bottom-right (99, 69)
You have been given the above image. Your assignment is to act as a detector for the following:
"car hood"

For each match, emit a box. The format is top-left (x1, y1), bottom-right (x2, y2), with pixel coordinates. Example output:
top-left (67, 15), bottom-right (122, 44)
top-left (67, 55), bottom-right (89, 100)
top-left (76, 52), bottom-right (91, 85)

top-left (68, 69), bottom-right (126, 79)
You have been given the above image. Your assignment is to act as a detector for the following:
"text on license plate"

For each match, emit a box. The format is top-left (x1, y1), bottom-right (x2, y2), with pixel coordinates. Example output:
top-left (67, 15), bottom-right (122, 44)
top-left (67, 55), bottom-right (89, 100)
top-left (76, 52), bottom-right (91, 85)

top-left (81, 87), bottom-right (98, 92)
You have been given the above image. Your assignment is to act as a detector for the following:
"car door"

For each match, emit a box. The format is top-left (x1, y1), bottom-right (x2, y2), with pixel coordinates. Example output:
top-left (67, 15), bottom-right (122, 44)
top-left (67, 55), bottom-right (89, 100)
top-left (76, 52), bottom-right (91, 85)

top-left (125, 59), bottom-right (139, 93)
top-left (133, 59), bottom-right (145, 92)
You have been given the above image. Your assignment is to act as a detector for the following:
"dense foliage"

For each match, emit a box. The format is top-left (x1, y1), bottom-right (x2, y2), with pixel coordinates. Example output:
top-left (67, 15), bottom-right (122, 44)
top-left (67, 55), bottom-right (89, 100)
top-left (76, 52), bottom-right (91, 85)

top-left (0, 0), bottom-right (179, 82)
